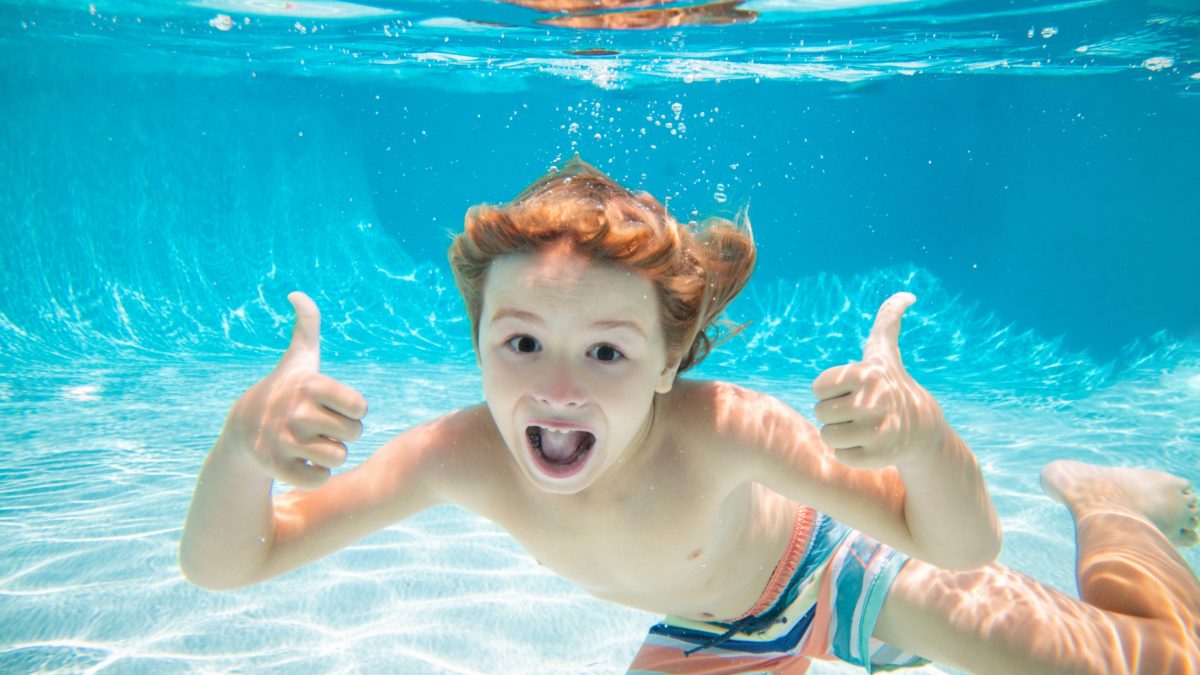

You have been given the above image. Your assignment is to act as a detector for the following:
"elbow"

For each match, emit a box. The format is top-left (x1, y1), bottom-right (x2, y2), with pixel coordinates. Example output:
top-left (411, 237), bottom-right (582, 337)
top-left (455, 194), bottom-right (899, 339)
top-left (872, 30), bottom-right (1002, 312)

top-left (179, 560), bottom-right (237, 592)
top-left (939, 545), bottom-right (1000, 571)
top-left (178, 545), bottom-right (257, 592)
top-left (972, 519), bottom-right (1004, 568)
top-left (927, 530), bottom-right (1002, 571)
top-left (179, 567), bottom-right (249, 592)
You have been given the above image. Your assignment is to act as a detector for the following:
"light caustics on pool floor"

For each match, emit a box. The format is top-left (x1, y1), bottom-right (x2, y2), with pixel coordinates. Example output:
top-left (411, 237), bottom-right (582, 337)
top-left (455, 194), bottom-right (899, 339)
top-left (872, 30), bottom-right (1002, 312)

top-left (1, 269), bottom-right (1198, 673)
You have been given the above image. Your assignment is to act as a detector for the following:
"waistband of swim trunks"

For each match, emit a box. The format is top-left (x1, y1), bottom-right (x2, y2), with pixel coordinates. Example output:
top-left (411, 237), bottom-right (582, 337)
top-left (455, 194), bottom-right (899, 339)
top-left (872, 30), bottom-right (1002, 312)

top-left (734, 503), bottom-right (816, 621)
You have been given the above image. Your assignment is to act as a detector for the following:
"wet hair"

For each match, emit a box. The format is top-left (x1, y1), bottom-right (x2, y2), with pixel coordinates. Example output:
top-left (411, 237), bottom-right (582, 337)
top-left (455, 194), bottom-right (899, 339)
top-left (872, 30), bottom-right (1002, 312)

top-left (448, 157), bottom-right (756, 375)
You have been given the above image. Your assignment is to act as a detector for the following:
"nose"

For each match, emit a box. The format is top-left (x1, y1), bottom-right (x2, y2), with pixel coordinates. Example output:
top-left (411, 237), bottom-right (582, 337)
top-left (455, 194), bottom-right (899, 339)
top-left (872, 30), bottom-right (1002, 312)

top-left (533, 364), bottom-right (588, 409)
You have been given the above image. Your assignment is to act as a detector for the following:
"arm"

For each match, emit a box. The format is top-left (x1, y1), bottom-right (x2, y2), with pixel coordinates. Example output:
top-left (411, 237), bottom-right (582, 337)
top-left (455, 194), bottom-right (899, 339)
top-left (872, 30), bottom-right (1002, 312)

top-left (738, 293), bottom-right (1000, 570)
top-left (886, 422), bottom-right (999, 570)
top-left (179, 292), bottom-right (442, 589)
top-left (180, 422), bottom-right (446, 590)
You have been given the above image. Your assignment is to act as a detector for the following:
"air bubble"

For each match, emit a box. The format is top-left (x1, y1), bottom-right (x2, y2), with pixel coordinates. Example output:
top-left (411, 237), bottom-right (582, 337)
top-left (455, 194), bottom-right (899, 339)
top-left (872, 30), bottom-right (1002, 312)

top-left (1142, 56), bottom-right (1173, 71)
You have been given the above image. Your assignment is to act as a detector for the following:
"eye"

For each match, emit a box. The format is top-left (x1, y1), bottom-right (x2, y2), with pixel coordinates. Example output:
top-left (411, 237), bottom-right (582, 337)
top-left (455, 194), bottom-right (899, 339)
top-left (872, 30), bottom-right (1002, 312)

top-left (589, 344), bottom-right (625, 363)
top-left (505, 335), bottom-right (540, 353)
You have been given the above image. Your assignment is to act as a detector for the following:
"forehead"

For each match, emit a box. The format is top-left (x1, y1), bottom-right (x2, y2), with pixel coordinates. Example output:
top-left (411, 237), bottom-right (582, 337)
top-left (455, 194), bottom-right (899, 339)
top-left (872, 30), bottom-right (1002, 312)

top-left (482, 248), bottom-right (659, 324)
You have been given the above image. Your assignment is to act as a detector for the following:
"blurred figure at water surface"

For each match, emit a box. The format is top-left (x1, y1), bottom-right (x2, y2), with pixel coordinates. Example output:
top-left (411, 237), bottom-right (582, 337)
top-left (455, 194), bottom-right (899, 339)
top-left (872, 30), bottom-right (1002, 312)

top-left (504, 0), bottom-right (757, 29)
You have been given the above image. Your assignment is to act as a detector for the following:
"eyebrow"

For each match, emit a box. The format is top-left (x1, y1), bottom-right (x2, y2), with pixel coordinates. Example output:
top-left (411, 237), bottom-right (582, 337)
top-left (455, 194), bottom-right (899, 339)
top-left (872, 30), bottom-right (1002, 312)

top-left (490, 308), bottom-right (647, 339)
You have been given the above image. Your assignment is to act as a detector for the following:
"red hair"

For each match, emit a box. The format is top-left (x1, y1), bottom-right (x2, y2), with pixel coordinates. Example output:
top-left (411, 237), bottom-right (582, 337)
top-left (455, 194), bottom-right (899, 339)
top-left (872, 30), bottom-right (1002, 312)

top-left (448, 158), bottom-right (755, 374)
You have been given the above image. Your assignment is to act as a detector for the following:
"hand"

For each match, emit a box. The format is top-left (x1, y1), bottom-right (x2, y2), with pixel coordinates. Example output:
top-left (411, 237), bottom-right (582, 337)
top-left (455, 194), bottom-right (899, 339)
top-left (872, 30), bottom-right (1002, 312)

top-left (225, 291), bottom-right (368, 489)
top-left (812, 292), bottom-right (945, 470)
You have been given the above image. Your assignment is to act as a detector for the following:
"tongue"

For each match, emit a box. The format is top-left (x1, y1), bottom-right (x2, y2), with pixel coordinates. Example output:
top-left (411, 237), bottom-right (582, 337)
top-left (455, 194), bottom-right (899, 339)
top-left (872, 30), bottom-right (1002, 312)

top-left (541, 429), bottom-right (587, 463)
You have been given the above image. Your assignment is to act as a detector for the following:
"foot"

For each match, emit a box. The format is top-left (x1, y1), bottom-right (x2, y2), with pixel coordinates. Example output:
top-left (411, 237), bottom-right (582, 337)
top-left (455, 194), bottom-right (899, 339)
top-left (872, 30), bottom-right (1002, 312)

top-left (1041, 460), bottom-right (1200, 547)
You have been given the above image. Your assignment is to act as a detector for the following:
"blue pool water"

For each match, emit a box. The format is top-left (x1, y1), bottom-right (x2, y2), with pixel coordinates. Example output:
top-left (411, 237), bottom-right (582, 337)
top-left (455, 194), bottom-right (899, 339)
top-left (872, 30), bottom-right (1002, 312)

top-left (2, 0), bottom-right (1199, 672)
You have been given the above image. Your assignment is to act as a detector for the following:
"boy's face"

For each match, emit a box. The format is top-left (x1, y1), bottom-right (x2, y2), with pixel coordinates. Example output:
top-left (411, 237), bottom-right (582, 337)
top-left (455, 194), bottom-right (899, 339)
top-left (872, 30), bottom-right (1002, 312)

top-left (478, 245), bottom-right (679, 495)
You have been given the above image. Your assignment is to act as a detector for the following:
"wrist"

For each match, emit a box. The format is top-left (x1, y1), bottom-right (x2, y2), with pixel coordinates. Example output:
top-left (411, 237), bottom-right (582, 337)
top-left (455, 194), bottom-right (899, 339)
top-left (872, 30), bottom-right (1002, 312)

top-left (212, 423), bottom-right (272, 483)
top-left (896, 418), bottom-right (952, 473)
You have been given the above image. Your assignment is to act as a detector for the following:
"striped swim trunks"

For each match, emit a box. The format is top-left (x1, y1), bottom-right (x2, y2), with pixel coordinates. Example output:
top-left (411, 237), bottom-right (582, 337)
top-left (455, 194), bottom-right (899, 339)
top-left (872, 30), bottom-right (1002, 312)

top-left (628, 507), bottom-right (929, 674)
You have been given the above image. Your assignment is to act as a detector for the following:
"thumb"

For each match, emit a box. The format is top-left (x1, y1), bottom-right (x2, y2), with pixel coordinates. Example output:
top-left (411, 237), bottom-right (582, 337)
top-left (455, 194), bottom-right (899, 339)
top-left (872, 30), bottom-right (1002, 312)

top-left (862, 292), bottom-right (915, 363)
top-left (281, 291), bottom-right (321, 369)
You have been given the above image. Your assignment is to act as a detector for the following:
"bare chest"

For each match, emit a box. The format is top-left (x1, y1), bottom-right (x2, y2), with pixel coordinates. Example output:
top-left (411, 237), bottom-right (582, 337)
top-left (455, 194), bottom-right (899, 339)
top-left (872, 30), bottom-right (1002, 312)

top-left (487, 477), bottom-right (790, 619)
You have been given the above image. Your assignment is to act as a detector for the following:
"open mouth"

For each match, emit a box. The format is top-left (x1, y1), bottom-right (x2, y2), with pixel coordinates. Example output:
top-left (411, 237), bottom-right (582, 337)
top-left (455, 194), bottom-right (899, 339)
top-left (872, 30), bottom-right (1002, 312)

top-left (526, 425), bottom-right (596, 477)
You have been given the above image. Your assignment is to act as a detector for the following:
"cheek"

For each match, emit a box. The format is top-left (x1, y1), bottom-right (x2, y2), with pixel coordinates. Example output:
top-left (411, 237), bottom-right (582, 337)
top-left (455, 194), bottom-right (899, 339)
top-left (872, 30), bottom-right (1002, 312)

top-left (595, 367), bottom-right (657, 410)
top-left (480, 355), bottom-right (518, 402)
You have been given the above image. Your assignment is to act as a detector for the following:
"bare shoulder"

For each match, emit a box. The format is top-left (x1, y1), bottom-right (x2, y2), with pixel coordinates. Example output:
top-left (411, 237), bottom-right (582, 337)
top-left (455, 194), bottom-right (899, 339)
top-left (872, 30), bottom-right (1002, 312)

top-left (367, 403), bottom-right (508, 505)
top-left (666, 379), bottom-right (819, 443)
top-left (660, 379), bottom-right (824, 480)
top-left (671, 380), bottom-right (908, 535)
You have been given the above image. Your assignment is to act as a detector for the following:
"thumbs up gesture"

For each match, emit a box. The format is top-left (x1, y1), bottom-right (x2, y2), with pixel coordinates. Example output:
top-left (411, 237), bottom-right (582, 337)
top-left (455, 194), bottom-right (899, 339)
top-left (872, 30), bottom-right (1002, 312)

top-left (812, 292), bottom-right (945, 470)
top-left (224, 292), bottom-right (368, 490)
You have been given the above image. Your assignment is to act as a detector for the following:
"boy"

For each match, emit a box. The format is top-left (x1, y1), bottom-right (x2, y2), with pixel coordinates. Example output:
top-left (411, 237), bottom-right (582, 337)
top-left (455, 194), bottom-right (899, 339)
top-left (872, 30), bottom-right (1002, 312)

top-left (181, 159), bottom-right (1200, 673)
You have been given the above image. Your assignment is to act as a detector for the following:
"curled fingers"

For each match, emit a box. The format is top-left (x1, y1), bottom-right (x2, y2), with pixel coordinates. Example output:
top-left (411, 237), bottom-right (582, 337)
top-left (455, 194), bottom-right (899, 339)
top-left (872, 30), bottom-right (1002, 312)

top-left (307, 372), bottom-right (368, 421)
top-left (819, 420), bottom-right (872, 451)
top-left (278, 454), bottom-right (333, 491)
top-left (814, 393), bottom-right (859, 425)
top-left (812, 362), bottom-right (864, 401)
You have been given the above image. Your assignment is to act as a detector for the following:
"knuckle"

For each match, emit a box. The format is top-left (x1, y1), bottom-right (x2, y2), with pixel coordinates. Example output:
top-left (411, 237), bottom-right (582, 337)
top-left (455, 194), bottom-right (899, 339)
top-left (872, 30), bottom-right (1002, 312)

top-left (818, 425), bottom-right (833, 444)
top-left (332, 447), bottom-right (348, 468)
top-left (285, 415), bottom-right (307, 441)
top-left (297, 376), bottom-right (316, 397)
top-left (279, 368), bottom-right (306, 390)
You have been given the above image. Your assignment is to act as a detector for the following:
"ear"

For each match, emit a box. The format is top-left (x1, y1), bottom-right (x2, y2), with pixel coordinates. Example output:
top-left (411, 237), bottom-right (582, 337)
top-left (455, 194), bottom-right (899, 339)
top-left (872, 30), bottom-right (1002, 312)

top-left (655, 357), bottom-right (681, 394)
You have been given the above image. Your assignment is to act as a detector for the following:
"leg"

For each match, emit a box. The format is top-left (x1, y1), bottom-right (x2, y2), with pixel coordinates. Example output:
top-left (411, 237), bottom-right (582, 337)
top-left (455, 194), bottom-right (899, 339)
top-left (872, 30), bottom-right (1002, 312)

top-left (874, 461), bottom-right (1200, 675)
